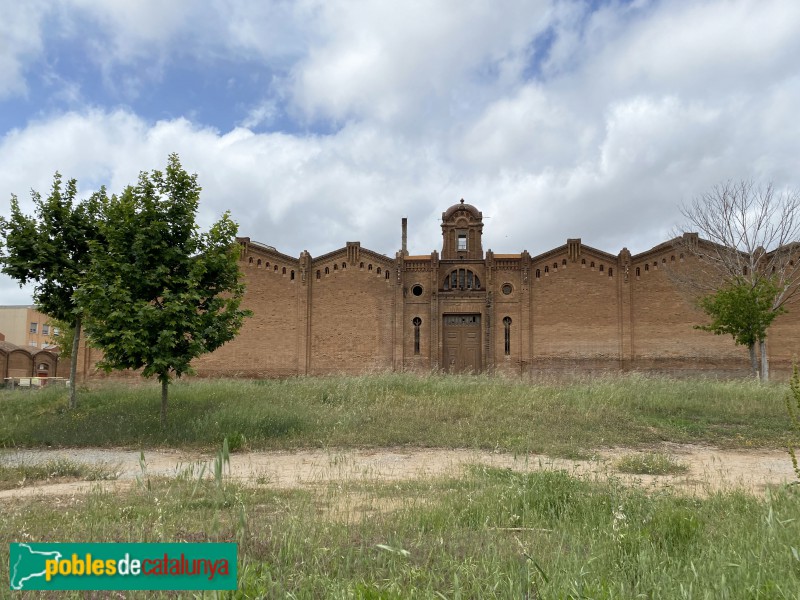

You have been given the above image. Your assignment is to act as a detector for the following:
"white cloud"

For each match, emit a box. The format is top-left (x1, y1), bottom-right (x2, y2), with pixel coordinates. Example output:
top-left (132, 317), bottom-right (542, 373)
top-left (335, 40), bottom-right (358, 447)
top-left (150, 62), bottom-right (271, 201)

top-left (0, 1), bottom-right (49, 98)
top-left (2, 0), bottom-right (800, 306)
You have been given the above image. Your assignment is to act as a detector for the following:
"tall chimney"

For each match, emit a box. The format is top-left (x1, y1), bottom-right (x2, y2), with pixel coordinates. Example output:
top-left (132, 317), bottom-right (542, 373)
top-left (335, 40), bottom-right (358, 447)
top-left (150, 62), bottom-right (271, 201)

top-left (401, 217), bottom-right (408, 256)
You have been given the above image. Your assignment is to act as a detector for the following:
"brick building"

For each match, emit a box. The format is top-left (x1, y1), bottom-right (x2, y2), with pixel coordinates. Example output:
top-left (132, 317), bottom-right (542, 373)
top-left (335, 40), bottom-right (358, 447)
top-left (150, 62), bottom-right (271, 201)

top-left (73, 198), bottom-right (799, 380)
top-left (180, 198), bottom-right (798, 378)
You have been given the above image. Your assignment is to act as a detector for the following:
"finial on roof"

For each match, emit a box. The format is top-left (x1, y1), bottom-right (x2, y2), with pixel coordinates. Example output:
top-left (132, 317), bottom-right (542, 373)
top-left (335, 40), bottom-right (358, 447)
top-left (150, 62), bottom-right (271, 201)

top-left (460, 198), bottom-right (464, 204)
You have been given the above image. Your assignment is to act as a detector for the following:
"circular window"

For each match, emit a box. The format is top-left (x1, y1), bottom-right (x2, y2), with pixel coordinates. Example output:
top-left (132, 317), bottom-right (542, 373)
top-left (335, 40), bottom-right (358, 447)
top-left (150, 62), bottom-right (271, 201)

top-left (411, 284), bottom-right (424, 296)
top-left (501, 283), bottom-right (513, 295)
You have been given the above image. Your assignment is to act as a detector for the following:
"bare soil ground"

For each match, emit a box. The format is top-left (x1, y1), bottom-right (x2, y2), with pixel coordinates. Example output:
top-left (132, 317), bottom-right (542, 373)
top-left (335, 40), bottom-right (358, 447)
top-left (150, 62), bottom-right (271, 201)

top-left (0, 444), bottom-right (795, 500)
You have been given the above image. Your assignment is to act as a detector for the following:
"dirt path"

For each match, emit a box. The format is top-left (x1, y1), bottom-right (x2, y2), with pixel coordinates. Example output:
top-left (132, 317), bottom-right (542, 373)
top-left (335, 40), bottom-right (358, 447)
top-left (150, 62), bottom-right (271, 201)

top-left (0, 445), bottom-right (795, 500)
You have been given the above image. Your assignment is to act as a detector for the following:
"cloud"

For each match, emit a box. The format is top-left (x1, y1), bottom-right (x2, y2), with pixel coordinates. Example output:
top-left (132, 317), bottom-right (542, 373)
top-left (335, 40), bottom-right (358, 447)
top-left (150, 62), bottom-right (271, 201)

top-left (0, 1), bottom-right (50, 99)
top-left (2, 0), bottom-right (800, 306)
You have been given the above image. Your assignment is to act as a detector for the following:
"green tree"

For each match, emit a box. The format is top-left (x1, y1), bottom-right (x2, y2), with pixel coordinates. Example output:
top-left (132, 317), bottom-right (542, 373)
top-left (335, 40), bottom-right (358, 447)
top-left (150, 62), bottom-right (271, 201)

top-left (676, 180), bottom-right (800, 380)
top-left (77, 154), bottom-right (250, 425)
top-left (695, 277), bottom-right (785, 375)
top-left (0, 175), bottom-right (104, 408)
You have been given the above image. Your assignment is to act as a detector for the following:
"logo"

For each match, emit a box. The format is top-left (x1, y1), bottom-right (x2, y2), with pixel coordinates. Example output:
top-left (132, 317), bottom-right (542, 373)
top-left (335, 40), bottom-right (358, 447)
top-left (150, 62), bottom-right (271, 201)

top-left (9, 543), bottom-right (237, 591)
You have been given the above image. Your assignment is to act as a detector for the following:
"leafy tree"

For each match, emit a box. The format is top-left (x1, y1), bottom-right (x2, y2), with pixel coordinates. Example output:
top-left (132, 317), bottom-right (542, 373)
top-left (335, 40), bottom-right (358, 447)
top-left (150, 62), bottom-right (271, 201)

top-left (77, 154), bottom-right (250, 425)
top-left (787, 362), bottom-right (800, 483)
top-left (676, 180), bottom-right (800, 380)
top-left (0, 175), bottom-right (104, 408)
top-left (695, 277), bottom-right (785, 375)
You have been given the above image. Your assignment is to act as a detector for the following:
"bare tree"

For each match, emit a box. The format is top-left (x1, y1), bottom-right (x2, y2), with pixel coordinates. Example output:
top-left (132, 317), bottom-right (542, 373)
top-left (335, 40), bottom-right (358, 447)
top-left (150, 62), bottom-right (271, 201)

top-left (673, 180), bottom-right (800, 380)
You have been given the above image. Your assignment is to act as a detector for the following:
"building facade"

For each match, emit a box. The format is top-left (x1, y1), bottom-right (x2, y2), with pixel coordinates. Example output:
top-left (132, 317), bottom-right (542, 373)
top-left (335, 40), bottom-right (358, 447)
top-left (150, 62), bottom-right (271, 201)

top-left (178, 199), bottom-right (798, 378)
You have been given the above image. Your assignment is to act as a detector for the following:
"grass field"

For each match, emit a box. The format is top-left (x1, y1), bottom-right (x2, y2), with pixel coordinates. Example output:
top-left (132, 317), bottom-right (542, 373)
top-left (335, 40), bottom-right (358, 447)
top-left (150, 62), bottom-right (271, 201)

top-left (2, 374), bottom-right (798, 597)
top-left (0, 373), bottom-right (793, 454)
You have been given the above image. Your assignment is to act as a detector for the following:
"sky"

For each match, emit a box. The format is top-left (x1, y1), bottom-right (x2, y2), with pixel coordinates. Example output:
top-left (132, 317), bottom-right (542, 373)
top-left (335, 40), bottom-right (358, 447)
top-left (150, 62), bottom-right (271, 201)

top-left (1, 0), bottom-right (799, 304)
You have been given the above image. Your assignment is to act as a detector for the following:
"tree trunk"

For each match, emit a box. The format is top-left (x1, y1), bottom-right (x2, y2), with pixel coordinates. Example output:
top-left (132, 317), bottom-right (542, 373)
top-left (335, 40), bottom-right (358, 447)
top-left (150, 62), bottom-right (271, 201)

top-left (760, 339), bottom-right (769, 382)
top-left (68, 316), bottom-right (82, 409)
top-left (161, 379), bottom-right (169, 427)
top-left (748, 343), bottom-right (759, 377)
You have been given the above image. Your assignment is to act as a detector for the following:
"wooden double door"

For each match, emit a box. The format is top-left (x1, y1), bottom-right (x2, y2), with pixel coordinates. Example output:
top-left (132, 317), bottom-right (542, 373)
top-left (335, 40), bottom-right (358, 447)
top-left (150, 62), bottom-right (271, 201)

top-left (443, 314), bottom-right (482, 373)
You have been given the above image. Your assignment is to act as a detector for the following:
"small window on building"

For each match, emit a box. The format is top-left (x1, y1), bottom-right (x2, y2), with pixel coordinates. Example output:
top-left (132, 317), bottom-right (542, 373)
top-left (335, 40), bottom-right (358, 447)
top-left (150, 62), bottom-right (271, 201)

top-left (342, 262), bottom-right (347, 269)
top-left (608, 268), bottom-right (613, 277)
top-left (412, 284), bottom-right (423, 296)
top-left (680, 253), bottom-right (684, 261)
top-left (53, 327), bottom-right (60, 337)
top-left (368, 264), bottom-right (373, 271)
top-left (645, 264), bottom-right (649, 272)
top-left (457, 233), bottom-right (467, 251)
top-left (316, 270), bottom-right (321, 280)
top-left (671, 255), bottom-right (675, 262)
top-left (385, 270), bottom-right (390, 279)
top-left (30, 322), bottom-right (38, 334)
top-left (334, 263), bottom-right (338, 271)
top-left (257, 259), bottom-right (262, 267)
top-left (42, 324), bottom-right (50, 336)
top-left (274, 265), bottom-right (278, 271)
top-left (248, 257), bottom-right (253, 264)
top-left (662, 258), bottom-right (666, 264)
top-left (544, 266), bottom-right (549, 274)
top-left (590, 262), bottom-right (595, 268)
top-left (325, 267), bottom-right (330, 275)
top-left (377, 267), bottom-right (381, 275)
top-left (501, 283), bottom-right (513, 295)
top-left (535, 269), bottom-right (540, 279)
top-left (636, 267), bottom-right (640, 277)
top-left (562, 259), bottom-right (567, 266)
top-left (599, 264), bottom-right (604, 272)
top-left (360, 262), bottom-right (364, 269)
top-left (503, 316), bottom-right (512, 356)
top-left (266, 262), bottom-right (270, 268)
top-left (290, 270), bottom-right (295, 280)
top-left (581, 258), bottom-right (586, 266)
top-left (412, 317), bottom-right (422, 355)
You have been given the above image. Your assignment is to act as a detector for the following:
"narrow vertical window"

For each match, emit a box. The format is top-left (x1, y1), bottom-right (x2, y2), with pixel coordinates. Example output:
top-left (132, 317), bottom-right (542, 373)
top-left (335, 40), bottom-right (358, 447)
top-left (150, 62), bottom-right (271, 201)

top-left (503, 316), bottom-right (512, 356)
top-left (457, 233), bottom-right (467, 251)
top-left (412, 317), bottom-right (422, 355)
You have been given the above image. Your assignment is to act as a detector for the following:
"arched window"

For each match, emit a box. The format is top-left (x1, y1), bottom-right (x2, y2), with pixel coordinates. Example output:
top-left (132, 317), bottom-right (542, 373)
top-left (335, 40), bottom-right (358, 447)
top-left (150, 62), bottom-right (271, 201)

top-left (562, 259), bottom-right (567, 266)
top-left (385, 270), bottom-right (390, 280)
top-left (636, 267), bottom-right (640, 277)
top-left (590, 261), bottom-right (595, 268)
top-left (581, 258), bottom-right (586, 266)
top-left (377, 267), bottom-right (382, 275)
top-left (360, 262), bottom-right (364, 269)
top-left (282, 267), bottom-right (286, 275)
top-left (645, 264), bottom-right (649, 272)
top-left (316, 270), bottom-right (321, 280)
top-left (325, 267), bottom-right (329, 275)
top-left (257, 259), bottom-right (262, 267)
top-left (503, 316), bottom-right (512, 356)
top-left (274, 265), bottom-right (278, 271)
top-left (544, 266), bottom-right (549, 274)
top-left (599, 264), bottom-right (604, 272)
top-left (248, 257), bottom-right (253, 264)
top-left (334, 263), bottom-right (338, 271)
top-left (290, 270), bottom-right (295, 280)
top-left (671, 255), bottom-right (675, 262)
top-left (608, 268), bottom-right (613, 277)
top-left (368, 264), bottom-right (373, 271)
top-left (266, 262), bottom-right (270, 268)
top-left (442, 269), bottom-right (481, 290)
top-left (662, 258), bottom-right (666, 264)
top-left (680, 253), bottom-right (684, 261)
top-left (342, 262), bottom-right (347, 269)
top-left (553, 262), bottom-right (558, 269)
top-left (412, 317), bottom-right (422, 355)
top-left (535, 269), bottom-right (541, 279)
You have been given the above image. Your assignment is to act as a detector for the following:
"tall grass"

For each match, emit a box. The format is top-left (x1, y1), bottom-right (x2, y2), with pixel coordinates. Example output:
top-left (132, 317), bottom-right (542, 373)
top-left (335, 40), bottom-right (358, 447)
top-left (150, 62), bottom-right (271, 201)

top-left (1, 465), bottom-right (798, 597)
top-left (0, 373), bottom-right (791, 453)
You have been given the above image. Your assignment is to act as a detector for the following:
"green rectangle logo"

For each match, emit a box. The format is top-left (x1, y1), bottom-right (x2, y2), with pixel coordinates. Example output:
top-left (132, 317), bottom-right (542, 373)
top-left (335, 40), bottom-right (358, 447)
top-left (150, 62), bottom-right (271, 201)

top-left (9, 543), bottom-right (237, 591)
